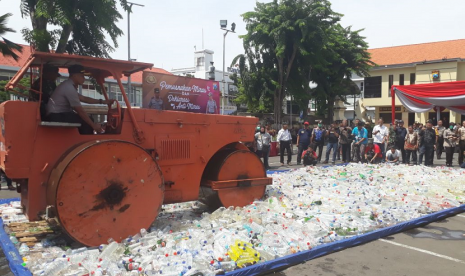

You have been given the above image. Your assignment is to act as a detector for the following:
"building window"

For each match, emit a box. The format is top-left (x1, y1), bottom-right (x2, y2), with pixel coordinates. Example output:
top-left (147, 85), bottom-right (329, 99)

top-left (364, 76), bottom-right (382, 98)
top-left (196, 57), bottom-right (204, 67)
top-left (109, 84), bottom-right (126, 103)
top-left (80, 81), bottom-right (103, 99)
top-left (399, 74), bottom-right (404, 85)
top-left (135, 88), bottom-right (141, 106)
top-left (107, 83), bottom-right (141, 107)
top-left (388, 75), bottom-right (393, 97)
top-left (360, 82), bottom-right (364, 92)
top-left (410, 73), bottom-right (416, 85)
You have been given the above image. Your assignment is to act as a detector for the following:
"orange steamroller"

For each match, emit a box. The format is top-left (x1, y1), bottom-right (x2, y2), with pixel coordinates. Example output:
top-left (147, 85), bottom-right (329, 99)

top-left (1, 52), bottom-right (272, 246)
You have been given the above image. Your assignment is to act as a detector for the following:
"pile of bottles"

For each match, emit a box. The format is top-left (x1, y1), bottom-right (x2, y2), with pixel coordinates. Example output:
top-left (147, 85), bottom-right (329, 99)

top-left (0, 201), bottom-right (27, 223)
top-left (4, 164), bottom-right (465, 275)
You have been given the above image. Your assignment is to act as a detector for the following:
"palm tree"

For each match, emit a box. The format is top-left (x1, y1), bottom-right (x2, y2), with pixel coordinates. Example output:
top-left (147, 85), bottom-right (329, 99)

top-left (0, 13), bottom-right (23, 61)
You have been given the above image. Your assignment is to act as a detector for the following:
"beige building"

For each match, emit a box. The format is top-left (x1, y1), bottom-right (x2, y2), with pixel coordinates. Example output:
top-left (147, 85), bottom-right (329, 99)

top-left (359, 39), bottom-right (465, 125)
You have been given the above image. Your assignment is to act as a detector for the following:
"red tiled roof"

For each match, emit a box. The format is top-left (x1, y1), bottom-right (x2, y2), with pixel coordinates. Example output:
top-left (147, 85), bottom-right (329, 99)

top-left (121, 67), bottom-right (172, 83)
top-left (368, 39), bottom-right (465, 66)
top-left (0, 44), bottom-right (171, 82)
top-left (0, 44), bottom-right (31, 68)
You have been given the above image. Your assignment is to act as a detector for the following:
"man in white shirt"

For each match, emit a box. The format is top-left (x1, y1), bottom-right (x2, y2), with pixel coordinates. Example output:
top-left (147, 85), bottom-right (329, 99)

top-left (254, 126), bottom-right (272, 170)
top-left (277, 124), bottom-right (293, 166)
top-left (372, 118), bottom-right (388, 161)
top-left (386, 146), bottom-right (401, 164)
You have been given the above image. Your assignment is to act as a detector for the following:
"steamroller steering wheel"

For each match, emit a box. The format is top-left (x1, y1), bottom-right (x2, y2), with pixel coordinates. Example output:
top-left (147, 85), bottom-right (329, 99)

top-left (107, 100), bottom-right (121, 129)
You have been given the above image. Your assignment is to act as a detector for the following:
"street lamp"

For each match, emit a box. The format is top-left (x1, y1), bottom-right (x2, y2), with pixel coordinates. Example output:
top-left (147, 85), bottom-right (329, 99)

top-left (220, 20), bottom-right (236, 115)
top-left (127, 2), bottom-right (144, 106)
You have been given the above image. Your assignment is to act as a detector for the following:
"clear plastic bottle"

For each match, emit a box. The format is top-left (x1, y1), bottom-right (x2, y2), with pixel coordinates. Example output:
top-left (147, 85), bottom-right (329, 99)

top-left (124, 262), bottom-right (140, 271)
top-left (9, 236), bottom-right (18, 246)
top-left (66, 247), bottom-right (87, 255)
top-left (42, 258), bottom-right (69, 276)
top-left (212, 261), bottom-right (236, 272)
top-left (18, 243), bottom-right (29, 255)
top-left (98, 241), bottom-right (120, 261)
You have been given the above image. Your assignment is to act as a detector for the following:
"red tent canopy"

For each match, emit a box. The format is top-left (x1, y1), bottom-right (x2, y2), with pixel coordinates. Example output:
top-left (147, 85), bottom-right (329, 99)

top-left (391, 81), bottom-right (465, 122)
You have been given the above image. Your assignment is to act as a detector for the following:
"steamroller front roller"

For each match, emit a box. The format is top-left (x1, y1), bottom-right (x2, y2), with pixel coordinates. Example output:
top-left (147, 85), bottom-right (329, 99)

top-left (201, 149), bottom-right (272, 209)
top-left (47, 140), bottom-right (164, 247)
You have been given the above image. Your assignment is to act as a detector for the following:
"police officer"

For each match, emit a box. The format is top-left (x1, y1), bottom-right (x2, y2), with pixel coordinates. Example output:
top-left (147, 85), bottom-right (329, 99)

top-left (206, 92), bottom-right (217, 114)
top-left (296, 122), bottom-right (312, 165)
top-left (149, 88), bottom-right (163, 110)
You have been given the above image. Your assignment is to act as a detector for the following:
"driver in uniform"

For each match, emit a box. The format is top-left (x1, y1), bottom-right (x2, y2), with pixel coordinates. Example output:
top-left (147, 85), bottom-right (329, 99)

top-left (46, 65), bottom-right (113, 134)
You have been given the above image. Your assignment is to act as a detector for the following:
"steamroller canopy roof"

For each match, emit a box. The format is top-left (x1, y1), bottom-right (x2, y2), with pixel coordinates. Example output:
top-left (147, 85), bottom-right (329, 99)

top-left (7, 52), bottom-right (154, 90)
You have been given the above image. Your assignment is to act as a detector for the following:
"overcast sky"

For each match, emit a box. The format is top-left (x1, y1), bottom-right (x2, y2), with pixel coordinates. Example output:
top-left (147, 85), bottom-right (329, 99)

top-left (1, 0), bottom-right (465, 70)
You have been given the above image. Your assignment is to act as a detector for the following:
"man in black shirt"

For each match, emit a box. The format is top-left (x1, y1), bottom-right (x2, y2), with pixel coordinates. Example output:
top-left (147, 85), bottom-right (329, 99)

top-left (339, 120), bottom-right (352, 162)
top-left (323, 122), bottom-right (340, 164)
top-left (296, 122), bottom-right (312, 165)
top-left (394, 120), bottom-right (407, 163)
top-left (419, 121), bottom-right (437, 166)
top-left (29, 65), bottom-right (61, 119)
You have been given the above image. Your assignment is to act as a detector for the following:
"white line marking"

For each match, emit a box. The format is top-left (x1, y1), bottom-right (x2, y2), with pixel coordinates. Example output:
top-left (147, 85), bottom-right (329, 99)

top-left (455, 214), bottom-right (465, 218)
top-left (379, 239), bottom-right (465, 264)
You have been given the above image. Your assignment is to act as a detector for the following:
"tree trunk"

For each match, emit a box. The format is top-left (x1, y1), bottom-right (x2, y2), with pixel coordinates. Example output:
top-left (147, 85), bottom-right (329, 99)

top-left (284, 45), bottom-right (298, 84)
top-left (327, 97), bottom-right (335, 124)
top-left (29, 7), bottom-right (50, 52)
top-left (276, 57), bottom-right (284, 126)
top-left (56, 24), bottom-right (73, 53)
top-left (276, 45), bottom-right (298, 126)
top-left (55, 1), bottom-right (78, 53)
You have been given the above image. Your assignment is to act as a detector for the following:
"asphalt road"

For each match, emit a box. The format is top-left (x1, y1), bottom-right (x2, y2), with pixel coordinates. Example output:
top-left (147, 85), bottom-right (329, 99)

top-left (0, 147), bottom-right (463, 276)
top-left (271, 216), bottom-right (465, 276)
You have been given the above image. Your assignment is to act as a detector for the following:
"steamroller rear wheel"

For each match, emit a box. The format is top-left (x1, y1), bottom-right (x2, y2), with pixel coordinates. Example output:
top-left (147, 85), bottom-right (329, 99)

top-left (47, 140), bottom-right (164, 247)
top-left (201, 149), bottom-right (267, 209)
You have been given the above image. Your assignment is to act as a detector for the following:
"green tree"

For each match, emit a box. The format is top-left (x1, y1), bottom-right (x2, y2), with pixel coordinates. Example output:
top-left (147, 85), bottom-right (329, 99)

top-left (20, 0), bottom-right (130, 57)
top-left (0, 12), bottom-right (23, 61)
top-left (230, 53), bottom-right (276, 113)
top-left (0, 77), bottom-right (30, 102)
top-left (311, 25), bottom-right (373, 121)
top-left (234, 0), bottom-right (339, 123)
top-left (234, 0), bottom-right (372, 123)
top-left (0, 80), bottom-right (9, 102)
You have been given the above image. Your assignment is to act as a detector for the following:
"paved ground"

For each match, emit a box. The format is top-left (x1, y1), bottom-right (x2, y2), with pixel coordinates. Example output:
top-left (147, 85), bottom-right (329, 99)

top-left (0, 148), bottom-right (463, 276)
top-left (271, 216), bottom-right (465, 276)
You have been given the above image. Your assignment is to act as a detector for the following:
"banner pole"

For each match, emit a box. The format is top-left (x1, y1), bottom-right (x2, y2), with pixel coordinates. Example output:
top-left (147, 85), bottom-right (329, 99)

top-left (391, 87), bottom-right (395, 124)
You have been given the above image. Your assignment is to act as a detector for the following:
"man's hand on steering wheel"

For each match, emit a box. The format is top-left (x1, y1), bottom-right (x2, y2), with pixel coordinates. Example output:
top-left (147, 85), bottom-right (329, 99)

top-left (102, 99), bottom-right (115, 105)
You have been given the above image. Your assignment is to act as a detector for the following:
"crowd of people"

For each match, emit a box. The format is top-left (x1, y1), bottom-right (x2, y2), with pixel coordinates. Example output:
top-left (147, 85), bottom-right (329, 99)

top-left (253, 118), bottom-right (465, 169)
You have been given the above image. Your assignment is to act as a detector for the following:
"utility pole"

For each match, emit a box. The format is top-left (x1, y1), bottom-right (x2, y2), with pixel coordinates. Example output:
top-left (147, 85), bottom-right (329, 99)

top-left (220, 20), bottom-right (236, 115)
top-left (127, 2), bottom-right (144, 106)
